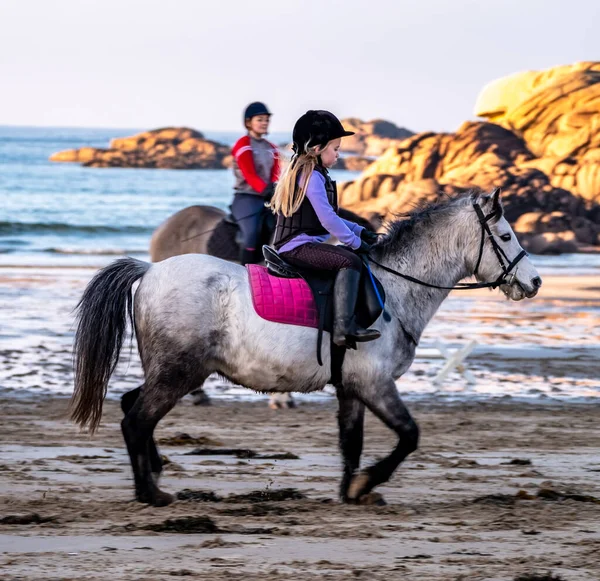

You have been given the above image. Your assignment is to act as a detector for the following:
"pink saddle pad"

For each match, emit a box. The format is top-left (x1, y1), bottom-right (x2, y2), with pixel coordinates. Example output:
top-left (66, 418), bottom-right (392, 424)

top-left (247, 264), bottom-right (319, 328)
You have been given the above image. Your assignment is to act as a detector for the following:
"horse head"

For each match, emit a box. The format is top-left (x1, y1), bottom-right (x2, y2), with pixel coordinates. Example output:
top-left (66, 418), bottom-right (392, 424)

top-left (469, 188), bottom-right (542, 301)
top-left (374, 188), bottom-right (542, 301)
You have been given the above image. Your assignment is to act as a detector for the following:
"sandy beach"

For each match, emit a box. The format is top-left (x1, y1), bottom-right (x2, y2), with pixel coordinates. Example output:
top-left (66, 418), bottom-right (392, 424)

top-left (1, 396), bottom-right (600, 580)
top-left (0, 263), bottom-right (599, 580)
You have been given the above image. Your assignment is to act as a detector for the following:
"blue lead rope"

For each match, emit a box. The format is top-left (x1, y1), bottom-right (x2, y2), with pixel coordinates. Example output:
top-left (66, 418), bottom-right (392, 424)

top-left (363, 258), bottom-right (392, 322)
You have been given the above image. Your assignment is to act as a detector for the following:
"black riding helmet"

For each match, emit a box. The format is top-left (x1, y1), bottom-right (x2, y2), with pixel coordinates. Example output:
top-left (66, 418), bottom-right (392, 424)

top-left (244, 102), bottom-right (271, 125)
top-left (292, 110), bottom-right (354, 154)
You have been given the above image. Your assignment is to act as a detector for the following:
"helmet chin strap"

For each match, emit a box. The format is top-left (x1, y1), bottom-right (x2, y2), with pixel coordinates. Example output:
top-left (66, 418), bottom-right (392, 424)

top-left (316, 141), bottom-right (328, 167)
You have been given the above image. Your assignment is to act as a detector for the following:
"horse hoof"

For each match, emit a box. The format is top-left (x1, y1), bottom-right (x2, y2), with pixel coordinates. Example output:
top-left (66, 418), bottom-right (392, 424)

top-left (152, 490), bottom-right (175, 507)
top-left (268, 401), bottom-right (295, 410)
top-left (268, 395), bottom-right (295, 410)
top-left (357, 492), bottom-right (386, 506)
top-left (347, 472), bottom-right (370, 500)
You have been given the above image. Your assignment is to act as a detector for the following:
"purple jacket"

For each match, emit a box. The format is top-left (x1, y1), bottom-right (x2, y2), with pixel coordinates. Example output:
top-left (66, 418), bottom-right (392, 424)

top-left (278, 171), bottom-right (363, 252)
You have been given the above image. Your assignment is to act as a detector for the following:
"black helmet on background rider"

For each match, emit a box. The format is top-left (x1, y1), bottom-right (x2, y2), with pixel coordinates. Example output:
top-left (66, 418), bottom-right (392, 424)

top-left (243, 102), bottom-right (272, 125)
top-left (292, 110), bottom-right (355, 155)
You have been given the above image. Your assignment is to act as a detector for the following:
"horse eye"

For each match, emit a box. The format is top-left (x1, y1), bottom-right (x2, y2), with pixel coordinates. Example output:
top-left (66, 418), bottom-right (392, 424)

top-left (500, 233), bottom-right (511, 242)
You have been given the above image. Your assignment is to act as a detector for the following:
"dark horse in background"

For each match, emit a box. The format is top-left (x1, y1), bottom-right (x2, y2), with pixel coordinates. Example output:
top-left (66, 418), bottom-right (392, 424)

top-left (148, 203), bottom-right (376, 408)
top-left (149, 204), bottom-right (375, 263)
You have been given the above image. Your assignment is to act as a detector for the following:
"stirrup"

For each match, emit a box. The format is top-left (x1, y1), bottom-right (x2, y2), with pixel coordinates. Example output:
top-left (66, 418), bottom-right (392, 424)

top-left (348, 327), bottom-right (381, 343)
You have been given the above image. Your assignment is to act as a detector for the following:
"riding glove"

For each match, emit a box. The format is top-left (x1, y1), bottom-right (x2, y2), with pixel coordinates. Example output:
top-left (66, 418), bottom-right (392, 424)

top-left (360, 229), bottom-right (379, 245)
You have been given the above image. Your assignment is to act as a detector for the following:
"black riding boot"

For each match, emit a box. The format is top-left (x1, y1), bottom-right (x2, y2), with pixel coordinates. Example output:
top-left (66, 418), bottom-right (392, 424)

top-left (239, 248), bottom-right (256, 266)
top-left (333, 268), bottom-right (381, 348)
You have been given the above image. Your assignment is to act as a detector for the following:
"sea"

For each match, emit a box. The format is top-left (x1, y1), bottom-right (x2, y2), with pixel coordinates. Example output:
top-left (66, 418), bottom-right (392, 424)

top-left (1, 126), bottom-right (599, 402)
top-left (1, 126), bottom-right (365, 266)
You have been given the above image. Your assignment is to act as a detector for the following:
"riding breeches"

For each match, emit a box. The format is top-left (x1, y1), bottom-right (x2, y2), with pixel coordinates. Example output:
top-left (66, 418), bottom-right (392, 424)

top-left (280, 242), bottom-right (362, 273)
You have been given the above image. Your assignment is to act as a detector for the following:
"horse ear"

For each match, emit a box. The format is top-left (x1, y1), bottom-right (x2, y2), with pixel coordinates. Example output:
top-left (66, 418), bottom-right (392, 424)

top-left (490, 187), bottom-right (503, 215)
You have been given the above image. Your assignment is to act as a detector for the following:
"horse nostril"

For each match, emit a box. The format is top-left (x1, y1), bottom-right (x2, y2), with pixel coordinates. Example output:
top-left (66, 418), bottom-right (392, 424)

top-left (532, 276), bottom-right (542, 289)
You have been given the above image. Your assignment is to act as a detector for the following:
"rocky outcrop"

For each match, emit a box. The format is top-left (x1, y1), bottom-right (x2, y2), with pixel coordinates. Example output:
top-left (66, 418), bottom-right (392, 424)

top-left (50, 127), bottom-right (231, 169)
top-left (340, 118), bottom-right (414, 156)
top-left (336, 156), bottom-right (374, 172)
top-left (338, 121), bottom-right (600, 253)
top-left (338, 63), bottom-right (600, 253)
top-left (475, 61), bottom-right (600, 202)
top-left (50, 119), bottom-right (409, 171)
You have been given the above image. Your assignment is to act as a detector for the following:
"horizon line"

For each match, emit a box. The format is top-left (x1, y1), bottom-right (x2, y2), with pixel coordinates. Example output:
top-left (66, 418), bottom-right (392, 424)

top-left (0, 122), bottom-right (277, 133)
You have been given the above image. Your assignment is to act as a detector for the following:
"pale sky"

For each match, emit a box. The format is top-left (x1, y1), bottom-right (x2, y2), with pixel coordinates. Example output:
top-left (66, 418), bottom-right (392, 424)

top-left (1, 0), bottom-right (598, 133)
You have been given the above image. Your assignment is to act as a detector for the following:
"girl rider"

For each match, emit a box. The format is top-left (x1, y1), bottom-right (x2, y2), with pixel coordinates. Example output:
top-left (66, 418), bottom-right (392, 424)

top-left (270, 110), bottom-right (380, 348)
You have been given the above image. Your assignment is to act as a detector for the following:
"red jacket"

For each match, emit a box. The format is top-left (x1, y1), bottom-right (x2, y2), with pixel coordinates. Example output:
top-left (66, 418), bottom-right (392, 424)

top-left (232, 135), bottom-right (280, 195)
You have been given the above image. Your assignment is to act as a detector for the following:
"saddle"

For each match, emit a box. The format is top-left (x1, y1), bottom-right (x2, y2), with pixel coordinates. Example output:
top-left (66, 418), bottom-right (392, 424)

top-left (247, 246), bottom-right (385, 384)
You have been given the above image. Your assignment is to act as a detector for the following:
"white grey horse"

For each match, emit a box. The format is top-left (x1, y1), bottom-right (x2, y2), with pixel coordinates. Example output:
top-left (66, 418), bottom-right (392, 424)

top-left (71, 189), bottom-right (542, 507)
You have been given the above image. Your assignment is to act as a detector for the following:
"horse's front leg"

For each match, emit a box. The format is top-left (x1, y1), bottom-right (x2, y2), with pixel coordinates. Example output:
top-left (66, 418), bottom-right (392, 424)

top-left (336, 387), bottom-right (365, 501)
top-left (347, 379), bottom-right (419, 503)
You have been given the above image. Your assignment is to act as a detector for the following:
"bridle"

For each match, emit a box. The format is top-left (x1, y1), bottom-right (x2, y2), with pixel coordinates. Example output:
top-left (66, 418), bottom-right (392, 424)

top-left (367, 200), bottom-right (528, 291)
top-left (472, 200), bottom-right (527, 288)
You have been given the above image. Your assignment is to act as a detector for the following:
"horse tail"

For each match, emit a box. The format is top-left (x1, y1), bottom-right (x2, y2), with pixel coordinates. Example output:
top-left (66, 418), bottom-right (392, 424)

top-left (70, 257), bottom-right (150, 433)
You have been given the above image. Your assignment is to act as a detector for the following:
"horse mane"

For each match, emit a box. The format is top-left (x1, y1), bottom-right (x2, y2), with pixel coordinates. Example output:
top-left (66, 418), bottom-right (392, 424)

top-left (375, 188), bottom-right (498, 255)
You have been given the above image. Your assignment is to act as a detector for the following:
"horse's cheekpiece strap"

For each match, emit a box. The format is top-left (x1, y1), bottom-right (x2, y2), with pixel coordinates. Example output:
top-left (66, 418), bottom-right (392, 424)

top-left (472, 200), bottom-right (527, 285)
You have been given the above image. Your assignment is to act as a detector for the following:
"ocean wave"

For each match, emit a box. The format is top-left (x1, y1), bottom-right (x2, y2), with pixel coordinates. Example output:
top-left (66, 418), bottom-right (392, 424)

top-left (0, 221), bottom-right (152, 235)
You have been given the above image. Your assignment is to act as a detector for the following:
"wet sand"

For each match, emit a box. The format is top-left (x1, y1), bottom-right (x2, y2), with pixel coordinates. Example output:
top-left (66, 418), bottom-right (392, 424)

top-left (1, 395), bottom-right (600, 580)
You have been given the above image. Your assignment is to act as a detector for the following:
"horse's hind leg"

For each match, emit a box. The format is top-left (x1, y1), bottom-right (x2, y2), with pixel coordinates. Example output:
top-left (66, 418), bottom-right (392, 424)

top-left (121, 385), bottom-right (162, 482)
top-left (189, 387), bottom-right (211, 406)
top-left (336, 388), bottom-right (365, 501)
top-left (346, 380), bottom-right (419, 503)
top-left (122, 370), bottom-right (208, 506)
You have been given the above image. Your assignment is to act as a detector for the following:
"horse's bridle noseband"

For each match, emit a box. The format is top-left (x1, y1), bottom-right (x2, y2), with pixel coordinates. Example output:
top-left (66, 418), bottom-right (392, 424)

top-left (367, 200), bottom-right (528, 291)
top-left (472, 200), bottom-right (528, 289)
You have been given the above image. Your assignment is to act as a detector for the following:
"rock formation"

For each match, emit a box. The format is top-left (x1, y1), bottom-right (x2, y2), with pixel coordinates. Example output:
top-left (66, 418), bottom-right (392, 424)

top-left (474, 61), bottom-right (600, 203)
top-left (340, 118), bottom-right (414, 156)
top-left (50, 127), bottom-right (231, 169)
top-left (338, 63), bottom-right (600, 253)
top-left (336, 156), bottom-right (374, 172)
top-left (50, 117), bottom-right (411, 172)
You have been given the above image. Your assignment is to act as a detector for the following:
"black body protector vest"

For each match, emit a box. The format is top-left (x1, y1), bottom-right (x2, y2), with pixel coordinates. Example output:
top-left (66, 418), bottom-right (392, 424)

top-left (273, 164), bottom-right (338, 250)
